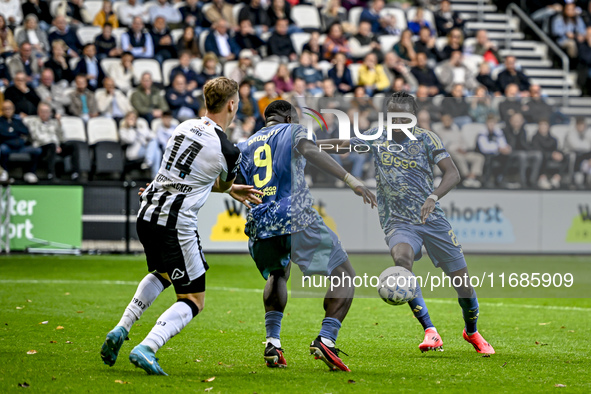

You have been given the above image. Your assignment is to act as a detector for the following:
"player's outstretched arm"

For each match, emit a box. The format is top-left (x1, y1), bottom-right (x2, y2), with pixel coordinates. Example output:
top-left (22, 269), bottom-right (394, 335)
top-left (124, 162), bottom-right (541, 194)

top-left (297, 139), bottom-right (377, 208)
top-left (212, 177), bottom-right (264, 208)
top-left (421, 157), bottom-right (461, 223)
top-left (315, 139), bottom-right (352, 154)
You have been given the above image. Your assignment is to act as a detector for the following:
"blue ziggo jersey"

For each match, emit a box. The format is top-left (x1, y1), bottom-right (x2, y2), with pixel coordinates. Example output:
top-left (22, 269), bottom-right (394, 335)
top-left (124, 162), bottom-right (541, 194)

top-left (238, 123), bottom-right (318, 240)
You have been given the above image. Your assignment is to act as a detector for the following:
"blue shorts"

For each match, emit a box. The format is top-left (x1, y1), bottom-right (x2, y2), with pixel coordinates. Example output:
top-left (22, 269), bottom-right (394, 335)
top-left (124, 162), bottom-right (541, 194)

top-left (385, 218), bottom-right (467, 274)
top-left (249, 217), bottom-right (349, 280)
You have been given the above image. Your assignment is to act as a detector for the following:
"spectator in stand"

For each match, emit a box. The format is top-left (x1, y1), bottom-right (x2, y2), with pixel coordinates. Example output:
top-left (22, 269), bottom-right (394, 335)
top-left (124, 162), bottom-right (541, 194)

top-left (165, 74), bottom-right (199, 121)
top-left (95, 23), bottom-right (121, 61)
top-left (293, 51), bottom-right (323, 95)
top-left (360, 0), bottom-right (385, 34)
top-left (433, 113), bottom-right (484, 188)
top-left (469, 85), bottom-right (496, 123)
top-left (498, 83), bottom-right (523, 124)
top-left (117, 0), bottom-right (149, 28)
top-left (149, 0), bottom-right (182, 27)
top-left (324, 22), bottom-right (351, 62)
top-left (416, 84), bottom-right (441, 120)
top-left (383, 51), bottom-right (418, 91)
top-left (267, 0), bottom-right (295, 31)
top-left (443, 83), bottom-right (472, 128)
top-left (267, 18), bottom-right (297, 61)
top-left (22, 0), bottom-right (52, 31)
top-left (170, 51), bottom-right (198, 91)
top-left (408, 7), bottom-right (433, 36)
top-left (411, 52), bottom-right (442, 96)
top-left (319, 78), bottom-right (342, 107)
top-left (176, 25), bottom-right (200, 57)
top-left (438, 50), bottom-right (478, 93)
top-left (299, 32), bottom-right (321, 61)
top-left (69, 74), bottom-right (98, 122)
top-left (258, 80), bottom-right (282, 117)
top-left (93, 0), bottom-right (118, 28)
top-left (522, 84), bottom-right (554, 124)
top-left (231, 19), bottom-right (265, 57)
top-left (473, 29), bottom-right (502, 66)
top-left (476, 62), bottom-right (499, 95)
top-left (0, 14), bottom-right (17, 55)
top-left (36, 68), bottom-right (71, 115)
top-left (417, 109), bottom-right (432, 130)
top-left (2, 0), bottom-right (23, 27)
top-left (7, 42), bottom-right (40, 83)
top-left (96, 77), bottom-right (133, 122)
top-left (179, 0), bottom-right (203, 30)
top-left (237, 80), bottom-right (263, 131)
top-left (108, 52), bottom-right (134, 93)
top-left (378, 12), bottom-right (402, 37)
top-left (477, 114), bottom-right (512, 188)
top-left (56, 0), bottom-right (91, 26)
top-left (74, 43), bottom-right (105, 91)
top-left (239, 0), bottom-right (269, 35)
top-left (358, 52), bottom-right (390, 95)
top-left (44, 40), bottom-right (74, 83)
top-left (497, 55), bottom-right (531, 93)
top-left (393, 29), bottom-right (416, 65)
top-left (323, 0), bottom-right (353, 34)
top-left (503, 112), bottom-right (543, 189)
top-left (415, 26), bottom-right (442, 63)
top-left (577, 26), bottom-right (591, 96)
top-left (121, 16), bottom-right (154, 59)
top-left (532, 119), bottom-right (568, 189)
top-left (328, 51), bottom-right (353, 94)
top-left (204, 0), bottom-right (234, 27)
top-left (565, 117), bottom-right (591, 183)
top-left (272, 63), bottom-right (293, 95)
top-left (440, 28), bottom-right (464, 61)
top-left (0, 100), bottom-right (40, 183)
top-left (551, 1), bottom-right (585, 59)
top-left (229, 50), bottom-right (256, 85)
top-left (350, 20), bottom-right (383, 63)
top-left (5, 71), bottom-right (40, 116)
top-left (435, 0), bottom-right (464, 37)
top-left (119, 110), bottom-right (160, 177)
top-left (151, 16), bottom-right (177, 64)
top-left (24, 102), bottom-right (63, 181)
top-left (48, 15), bottom-right (82, 56)
top-left (131, 72), bottom-right (169, 122)
top-left (154, 111), bottom-right (176, 153)
top-left (204, 19), bottom-right (237, 62)
top-left (15, 15), bottom-right (49, 58)
top-left (196, 52), bottom-right (221, 87)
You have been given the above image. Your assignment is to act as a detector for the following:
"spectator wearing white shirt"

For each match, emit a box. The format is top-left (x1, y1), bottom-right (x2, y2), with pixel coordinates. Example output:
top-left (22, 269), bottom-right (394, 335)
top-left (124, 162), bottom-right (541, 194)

top-left (148, 0), bottom-right (182, 26)
top-left (2, 0), bottom-right (23, 27)
top-left (204, 19), bottom-right (237, 62)
top-left (119, 110), bottom-right (160, 177)
top-left (108, 52), bottom-right (134, 93)
top-left (121, 17), bottom-right (154, 59)
top-left (96, 77), bottom-right (133, 122)
top-left (477, 114), bottom-right (513, 188)
top-left (117, 0), bottom-right (149, 27)
top-left (15, 15), bottom-right (49, 57)
top-left (36, 68), bottom-right (71, 115)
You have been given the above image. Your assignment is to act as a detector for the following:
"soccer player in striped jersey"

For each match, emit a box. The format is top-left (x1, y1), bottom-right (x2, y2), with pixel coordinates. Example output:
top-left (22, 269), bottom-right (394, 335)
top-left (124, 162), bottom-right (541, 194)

top-left (318, 92), bottom-right (495, 354)
top-left (237, 100), bottom-right (377, 371)
top-left (100, 77), bottom-right (263, 375)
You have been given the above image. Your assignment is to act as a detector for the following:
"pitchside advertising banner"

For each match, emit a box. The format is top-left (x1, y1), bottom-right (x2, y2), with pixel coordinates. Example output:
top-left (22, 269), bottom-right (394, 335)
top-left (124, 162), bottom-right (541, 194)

top-left (196, 190), bottom-right (591, 254)
top-left (4, 186), bottom-right (83, 250)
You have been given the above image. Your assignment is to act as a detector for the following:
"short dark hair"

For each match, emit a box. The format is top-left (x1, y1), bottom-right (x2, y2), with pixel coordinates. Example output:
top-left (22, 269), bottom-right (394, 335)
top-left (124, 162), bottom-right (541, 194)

top-left (386, 91), bottom-right (418, 115)
top-left (264, 100), bottom-right (295, 120)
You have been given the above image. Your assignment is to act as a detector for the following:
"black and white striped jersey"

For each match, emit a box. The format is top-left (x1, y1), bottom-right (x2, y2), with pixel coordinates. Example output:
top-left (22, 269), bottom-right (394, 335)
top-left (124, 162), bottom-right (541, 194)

top-left (138, 116), bottom-right (241, 229)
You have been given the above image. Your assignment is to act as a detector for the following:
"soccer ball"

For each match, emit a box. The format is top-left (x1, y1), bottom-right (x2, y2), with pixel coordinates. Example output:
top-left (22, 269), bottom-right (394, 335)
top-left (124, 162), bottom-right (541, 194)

top-left (377, 266), bottom-right (419, 305)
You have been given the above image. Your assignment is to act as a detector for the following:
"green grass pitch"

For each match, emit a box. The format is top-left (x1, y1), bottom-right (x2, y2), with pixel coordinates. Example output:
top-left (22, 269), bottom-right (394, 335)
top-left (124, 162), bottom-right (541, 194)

top-left (1, 254), bottom-right (590, 393)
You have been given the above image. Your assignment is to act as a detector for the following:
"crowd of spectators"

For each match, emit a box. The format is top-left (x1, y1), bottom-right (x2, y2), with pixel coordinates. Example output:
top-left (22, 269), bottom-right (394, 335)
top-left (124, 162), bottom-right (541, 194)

top-left (0, 0), bottom-right (589, 189)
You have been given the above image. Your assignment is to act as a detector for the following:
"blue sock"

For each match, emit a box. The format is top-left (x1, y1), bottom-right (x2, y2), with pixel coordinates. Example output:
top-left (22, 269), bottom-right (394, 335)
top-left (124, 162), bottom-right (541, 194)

top-left (408, 284), bottom-right (435, 330)
top-left (265, 311), bottom-right (283, 339)
top-left (458, 297), bottom-right (479, 334)
top-left (319, 317), bottom-right (342, 344)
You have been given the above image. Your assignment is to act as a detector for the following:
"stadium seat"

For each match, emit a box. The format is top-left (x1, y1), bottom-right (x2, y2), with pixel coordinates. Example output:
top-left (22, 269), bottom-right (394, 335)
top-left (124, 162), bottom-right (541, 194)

top-left (132, 59), bottom-right (163, 85)
top-left (232, 3), bottom-right (245, 24)
top-left (151, 117), bottom-right (179, 132)
top-left (87, 117), bottom-right (119, 145)
top-left (190, 58), bottom-right (203, 73)
top-left (170, 29), bottom-right (184, 44)
top-left (223, 60), bottom-right (239, 78)
top-left (60, 116), bottom-right (88, 142)
top-left (174, 1), bottom-right (186, 9)
top-left (77, 26), bottom-right (102, 45)
top-left (378, 35), bottom-right (400, 54)
top-left (291, 32), bottom-right (311, 55)
top-left (461, 123), bottom-right (486, 151)
top-left (112, 28), bottom-right (126, 47)
top-left (69, 57), bottom-right (80, 70)
top-left (252, 90), bottom-right (266, 101)
top-left (463, 37), bottom-right (477, 53)
top-left (349, 7), bottom-right (363, 26)
top-left (379, 8), bottom-right (407, 30)
top-left (292, 5), bottom-right (322, 31)
top-left (549, 124), bottom-right (570, 150)
top-left (524, 123), bottom-right (538, 141)
top-left (198, 30), bottom-right (209, 56)
top-left (100, 58), bottom-right (120, 78)
top-left (463, 54), bottom-right (484, 75)
top-left (50, 0), bottom-right (61, 17)
top-left (349, 63), bottom-right (361, 85)
top-left (162, 59), bottom-right (181, 86)
top-left (254, 60), bottom-right (279, 82)
top-left (87, 117), bottom-right (124, 176)
top-left (435, 37), bottom-right (448, 52)
top-left (85, 1), bottom-right (104, 21)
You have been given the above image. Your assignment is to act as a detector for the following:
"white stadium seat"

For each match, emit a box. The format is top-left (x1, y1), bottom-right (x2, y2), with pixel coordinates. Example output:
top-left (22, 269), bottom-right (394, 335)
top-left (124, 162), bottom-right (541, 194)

top-left (291, 5), bottom-right (321, 30)
top-left (349, 7), bottom-right (363, 26)
top-left (254, 60), bottom-right (279, 82)
top-left (132, 59), bottom-right (163, 85)
top-left (60, 116), bottom-right (88, 142)
top-left (461, 123), bottom-right (486, 151)
top-left (170, 29), bottom-right (184, 44)
top-left (87, 117), bottom-right (119, 145)
top-left (379, 8), bottom-right (407, 30)
top-left (77, 26), bottom-right (102, 45)
top-left (85, 1), bottom-right (104, 21)
top-left (549, 124), bottom-right (570, 150)
top-left (223, 60), bottom-right (239, 79)
top-left (100, 58), bottom-right (120, 78)
top-left (378, 35), bottom-right (400, 54)
top-left (348, 63), bottom-right (361, 85)
top-left (524, 123), bottom-right (538, 141)
top-left (112, 28), bottom-right (126, 47)
top-left (291, 32), bottom-right (311, 55)
top-left (162, 59), bottom-right (181, 86)
top-left (151, 117), bottom-right (180, 132)
top-left (190, 58), bottom-right (203, 73)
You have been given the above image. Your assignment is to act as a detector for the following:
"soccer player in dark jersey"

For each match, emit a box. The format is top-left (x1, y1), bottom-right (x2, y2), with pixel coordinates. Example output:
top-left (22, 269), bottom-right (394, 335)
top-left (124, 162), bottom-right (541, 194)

top-left (237, 100), bottom-right (377, 371)
top-left (100, 77), bottom-right (263, 375)
top-left (318, 92), bottom-right (495, 354)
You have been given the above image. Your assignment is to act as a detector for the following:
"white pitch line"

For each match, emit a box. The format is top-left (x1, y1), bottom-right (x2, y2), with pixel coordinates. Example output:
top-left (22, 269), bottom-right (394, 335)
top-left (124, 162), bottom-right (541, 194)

top-left (0, 279), bottom-right (588, 312)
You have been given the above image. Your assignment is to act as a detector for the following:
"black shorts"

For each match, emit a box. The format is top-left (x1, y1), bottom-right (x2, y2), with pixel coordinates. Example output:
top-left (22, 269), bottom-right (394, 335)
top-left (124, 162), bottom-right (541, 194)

top-left (136, 219), bottom-right (208, 294)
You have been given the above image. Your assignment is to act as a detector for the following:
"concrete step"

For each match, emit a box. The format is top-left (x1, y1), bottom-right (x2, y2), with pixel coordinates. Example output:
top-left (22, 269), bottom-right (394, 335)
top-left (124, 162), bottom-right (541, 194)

top-left (523, 69), bottom-right (568, 78)
top-left (453, 4), bottom-right (497, 12)
top-left (516, 59), bottom-right (553, 68)
top-left (499, 49), bottom-right (546, 59)
top-left (559, 106), bottom-right (591, 116)
top-left (541, 88), bottom-right (582, 97)
top-left (487, 31), bottom-right (524, 40)
top-left (465, 22), bottom-right (514, 31)
top-left (530, 78), bottom-right (573, 87)
top-left (567, 97), bottom-right (591, 106)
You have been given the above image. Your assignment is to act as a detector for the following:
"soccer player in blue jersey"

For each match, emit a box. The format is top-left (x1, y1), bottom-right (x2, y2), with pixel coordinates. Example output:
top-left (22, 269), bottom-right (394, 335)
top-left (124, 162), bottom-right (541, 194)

top-left (318, 92), bottom-right (495, 354)
top-left (237, 100), bottom-right (377, 371)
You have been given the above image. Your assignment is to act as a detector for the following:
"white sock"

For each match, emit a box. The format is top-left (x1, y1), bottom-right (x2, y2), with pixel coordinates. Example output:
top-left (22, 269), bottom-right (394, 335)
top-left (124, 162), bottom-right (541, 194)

top-left (266, 337), bottom-right (281, 348)
top-left (116, 273), bottom-right (166, 332)
top-left (320, 337), bottom-right (335, 347)
top-left (141, 301), bottom-right (194, 353)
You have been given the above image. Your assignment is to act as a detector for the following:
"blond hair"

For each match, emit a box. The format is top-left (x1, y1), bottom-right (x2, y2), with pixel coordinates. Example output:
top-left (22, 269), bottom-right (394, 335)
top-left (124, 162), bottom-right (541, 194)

top-left (203, 77), bottom-right (238, 113)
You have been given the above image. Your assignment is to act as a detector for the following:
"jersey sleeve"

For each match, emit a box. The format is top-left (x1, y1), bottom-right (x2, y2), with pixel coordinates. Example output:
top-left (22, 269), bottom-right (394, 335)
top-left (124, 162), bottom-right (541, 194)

top-left (423, 131), bottom-right (450, 165)
top-left (292, 124), bottom-right (315, 154)
top-left (350, 127), bottom-right (380, 148)
top-left (216, 129), bottom-right (242, 182)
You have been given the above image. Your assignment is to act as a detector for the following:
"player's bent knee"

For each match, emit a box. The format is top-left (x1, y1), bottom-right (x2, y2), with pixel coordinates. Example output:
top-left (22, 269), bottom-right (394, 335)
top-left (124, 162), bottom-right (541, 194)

top-left (176, 297), bottom-right (202, 318)
top-left (393, 255), bottom-right (413, 271)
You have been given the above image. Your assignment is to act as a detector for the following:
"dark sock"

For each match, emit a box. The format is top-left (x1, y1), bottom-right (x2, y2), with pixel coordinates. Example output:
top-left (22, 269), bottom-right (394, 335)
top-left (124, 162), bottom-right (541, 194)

top-left (458, 297), bottom-right (479, 334)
